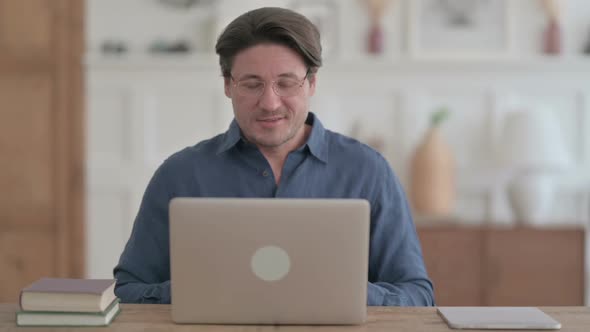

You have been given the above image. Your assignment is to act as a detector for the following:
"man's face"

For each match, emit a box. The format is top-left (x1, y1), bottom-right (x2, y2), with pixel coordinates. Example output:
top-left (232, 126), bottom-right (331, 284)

top-left (224, 44), bottom-right (316, 149)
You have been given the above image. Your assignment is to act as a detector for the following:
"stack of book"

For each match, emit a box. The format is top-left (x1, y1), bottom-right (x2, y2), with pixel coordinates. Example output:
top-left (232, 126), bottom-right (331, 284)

top-left (17, 278), bottom-right (120, 327)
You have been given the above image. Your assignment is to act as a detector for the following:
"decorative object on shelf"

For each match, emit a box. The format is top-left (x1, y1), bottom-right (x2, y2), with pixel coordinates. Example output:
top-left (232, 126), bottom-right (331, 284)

top-left (148, 39), bottom-right (192, 54)
top-left (437, 0), bottom-right (483, 27)
top-left (157, 0), bottom-right (212, 9)
top-left (360, 0), bottom-right (393, 54)
top-left (410, 108), bottom-right (455, 217)
top-left (409, 0), bottom-right (513, 59)
top-left (540, 0), bottom-right (562, 55)
top-left (290, 0), bottom-right (339, 58)
top-left (498, 109), bottom-right (572, 225)
top-left (101, 40), bottom-right (128, 55)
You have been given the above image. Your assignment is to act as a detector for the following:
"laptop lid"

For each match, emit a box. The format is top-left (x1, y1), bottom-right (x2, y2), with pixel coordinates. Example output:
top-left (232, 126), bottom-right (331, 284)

top-left (170, 198), bottom-right (370, 325)
top-left (437, 307), bottom-right (562, 330)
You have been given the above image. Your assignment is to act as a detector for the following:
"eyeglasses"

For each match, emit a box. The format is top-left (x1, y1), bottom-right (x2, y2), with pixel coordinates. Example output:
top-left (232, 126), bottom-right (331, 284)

top-left (230, 69), bottom-right (310, 98)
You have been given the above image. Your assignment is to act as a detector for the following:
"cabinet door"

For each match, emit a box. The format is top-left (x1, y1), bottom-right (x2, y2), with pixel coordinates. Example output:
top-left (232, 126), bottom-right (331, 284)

top-left (0, 0), bottom-right (84, 301)
top-left (0, 231), bottom-right (56, 301)
top-left (418, 227), bottom-right (484, 306)
top-left (485, 228), bottom-right (584, 306)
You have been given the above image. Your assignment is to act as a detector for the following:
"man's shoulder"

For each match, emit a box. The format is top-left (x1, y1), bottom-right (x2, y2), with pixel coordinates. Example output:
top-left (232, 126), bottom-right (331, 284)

top-left (325, 130), bottom-right (389, 167)
top-left (323, 130), bottom-right (400, 198)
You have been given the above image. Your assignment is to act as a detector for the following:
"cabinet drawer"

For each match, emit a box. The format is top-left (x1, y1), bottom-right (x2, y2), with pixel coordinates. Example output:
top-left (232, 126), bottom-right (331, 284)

top-left (418, 227), bottom-right (484, 305)
top-left (485, 228), bottom-right (584, 306)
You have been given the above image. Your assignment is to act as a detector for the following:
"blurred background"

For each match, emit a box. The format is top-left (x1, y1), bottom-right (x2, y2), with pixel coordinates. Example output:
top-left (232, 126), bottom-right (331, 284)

top-left (1, 0), bottom-right (590, 306)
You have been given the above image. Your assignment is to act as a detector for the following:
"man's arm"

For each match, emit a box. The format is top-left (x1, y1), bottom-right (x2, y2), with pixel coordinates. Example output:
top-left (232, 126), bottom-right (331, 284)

top-left (113, 163), bottom-right (173, 303)
top-left (366, 158), bottom-right (435, 306)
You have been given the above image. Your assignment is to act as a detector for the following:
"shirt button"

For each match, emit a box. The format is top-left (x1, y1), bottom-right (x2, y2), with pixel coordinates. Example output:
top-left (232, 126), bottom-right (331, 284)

top-left (262, 170), bottom-right (270, 177)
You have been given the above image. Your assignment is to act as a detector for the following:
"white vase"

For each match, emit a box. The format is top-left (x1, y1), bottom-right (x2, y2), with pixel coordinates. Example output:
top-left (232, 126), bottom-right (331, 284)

top-left (507, 172), bottom-right (554, 225)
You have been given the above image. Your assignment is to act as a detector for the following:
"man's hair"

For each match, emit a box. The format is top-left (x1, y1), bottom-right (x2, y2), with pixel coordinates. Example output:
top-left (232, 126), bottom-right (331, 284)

top-left (215, 7), bottom-right (322, 78)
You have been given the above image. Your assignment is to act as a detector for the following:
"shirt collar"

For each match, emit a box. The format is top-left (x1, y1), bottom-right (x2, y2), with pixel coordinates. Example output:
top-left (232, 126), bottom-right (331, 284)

top-left (216, 112), bottom-right (328, 163)
top-left (304, 112), bottom-right (328, 163)
top-left (216, 119), bottom-right (242, 155)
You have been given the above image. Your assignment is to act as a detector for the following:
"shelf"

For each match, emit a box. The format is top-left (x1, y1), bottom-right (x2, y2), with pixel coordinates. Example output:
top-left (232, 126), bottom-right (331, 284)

top-left (84, 53), bottom-right (219, 71)
top-left (85, 52), bottom-right (590, 73)
top-left (324, 55), bottom-right (590, 73)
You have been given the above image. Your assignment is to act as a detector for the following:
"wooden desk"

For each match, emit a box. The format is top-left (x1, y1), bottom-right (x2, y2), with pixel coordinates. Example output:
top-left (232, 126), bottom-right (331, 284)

top-left (1, 304), bottom-right (589, 331)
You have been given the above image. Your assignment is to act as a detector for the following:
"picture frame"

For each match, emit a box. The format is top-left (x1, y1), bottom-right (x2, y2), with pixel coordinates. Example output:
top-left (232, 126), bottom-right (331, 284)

top-left (408, 0), bottom-right (514, 59)
top-left (289, 0), bottom-right (339, 59)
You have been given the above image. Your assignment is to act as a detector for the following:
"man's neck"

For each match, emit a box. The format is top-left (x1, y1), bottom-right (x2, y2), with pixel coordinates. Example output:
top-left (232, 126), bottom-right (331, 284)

top-left (258, 124), bottom-right (312, 184)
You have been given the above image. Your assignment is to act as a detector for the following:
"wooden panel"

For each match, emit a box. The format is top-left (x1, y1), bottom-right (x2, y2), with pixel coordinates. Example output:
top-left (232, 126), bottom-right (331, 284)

top-left (485, 228), bottom-right (584, 306)
top-left (0, 75), bottom-right (54, 227)
top-left (0, 0), bottom-right (85, 302)
top-left (53, 0), bottom-right (85, 277)
top-left (0, 0), bottom-right (53, 57)
top-left (0, 230), bottom-right (55, 302)
top-left (418, 226), bottom-right (484, 306)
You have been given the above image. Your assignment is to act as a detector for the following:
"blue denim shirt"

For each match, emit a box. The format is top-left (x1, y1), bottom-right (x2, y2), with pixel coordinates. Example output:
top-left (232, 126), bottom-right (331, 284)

top-left (114, 113), bottom-right (435, 306)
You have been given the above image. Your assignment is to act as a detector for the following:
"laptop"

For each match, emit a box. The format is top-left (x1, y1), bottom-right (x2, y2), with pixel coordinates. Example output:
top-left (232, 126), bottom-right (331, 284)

top-left (169, 198), bottom-right (370, 325)
top-left (437, 307), bottom-right (562, 330)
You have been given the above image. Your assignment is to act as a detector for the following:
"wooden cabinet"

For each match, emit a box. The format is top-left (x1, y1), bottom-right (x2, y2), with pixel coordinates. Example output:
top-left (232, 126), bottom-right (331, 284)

top-left (0, 0), bottom-right (85, 301)
top-left (418, 225), bottom-right (585, 306)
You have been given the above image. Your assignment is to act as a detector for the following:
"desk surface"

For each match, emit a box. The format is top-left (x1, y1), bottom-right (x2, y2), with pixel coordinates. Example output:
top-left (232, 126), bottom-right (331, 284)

top-left (1, 304), bottom-right (589, 331)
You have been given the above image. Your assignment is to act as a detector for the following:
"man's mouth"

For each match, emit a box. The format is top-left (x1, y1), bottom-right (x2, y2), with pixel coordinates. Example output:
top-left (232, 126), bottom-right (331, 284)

top-left (256, 116), bottom-right (286, 127)
top-left (258, 116), bottom-right (285, 122)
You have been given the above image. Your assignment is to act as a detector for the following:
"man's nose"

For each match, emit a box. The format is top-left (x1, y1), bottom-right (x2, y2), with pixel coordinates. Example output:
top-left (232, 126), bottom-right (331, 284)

top-left (257, 83), bottom-right (282, 111)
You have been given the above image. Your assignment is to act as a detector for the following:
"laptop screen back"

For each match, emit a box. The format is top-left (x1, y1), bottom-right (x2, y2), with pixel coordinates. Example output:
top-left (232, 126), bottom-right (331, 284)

top-left (170, 198), bottom-right (370, 325)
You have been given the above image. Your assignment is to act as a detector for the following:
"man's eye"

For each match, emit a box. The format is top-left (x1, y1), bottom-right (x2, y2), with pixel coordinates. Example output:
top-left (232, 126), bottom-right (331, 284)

top-left (276, 80), bottom-right (298, 89)
top-left (241, 81), bottom-right (264, 90)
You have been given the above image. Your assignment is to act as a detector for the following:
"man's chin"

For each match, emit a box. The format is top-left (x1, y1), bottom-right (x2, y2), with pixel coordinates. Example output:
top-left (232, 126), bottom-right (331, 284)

top-left (249, 133), bottom-right (292, 149)
top-left (252, 138), bottom-right (287, 148)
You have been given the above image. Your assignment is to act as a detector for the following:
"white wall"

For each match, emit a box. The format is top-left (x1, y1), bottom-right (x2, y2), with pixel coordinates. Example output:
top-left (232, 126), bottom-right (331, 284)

top-left (86, 0), bottom-right (590, 301)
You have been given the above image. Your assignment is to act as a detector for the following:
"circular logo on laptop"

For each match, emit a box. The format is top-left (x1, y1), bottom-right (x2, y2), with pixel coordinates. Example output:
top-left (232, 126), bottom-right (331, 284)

top-left (251, 246), bottom-right (290, 282)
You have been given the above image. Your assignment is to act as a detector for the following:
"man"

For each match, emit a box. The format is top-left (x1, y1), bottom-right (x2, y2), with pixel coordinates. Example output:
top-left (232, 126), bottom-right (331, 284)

top-left (114, 7), bottom-right (435, 306)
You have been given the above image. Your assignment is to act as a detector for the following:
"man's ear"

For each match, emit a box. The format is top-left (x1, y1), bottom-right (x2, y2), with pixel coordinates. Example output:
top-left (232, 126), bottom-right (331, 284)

top-left (308, 73), bottom-right (317, 97)
top-left (224, 77), bottom-right (231, 98)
